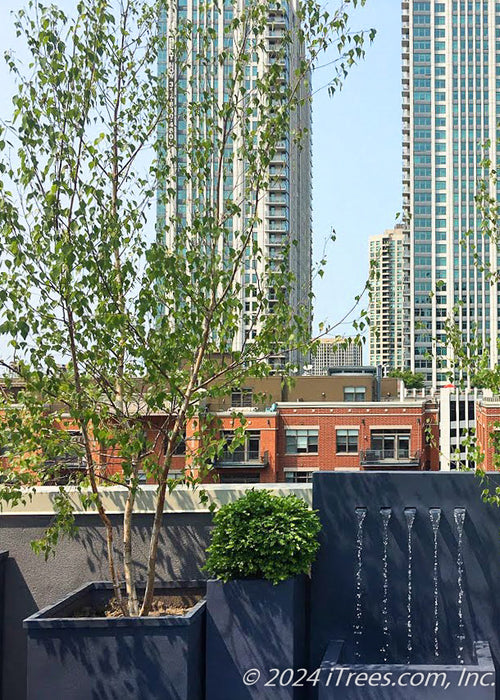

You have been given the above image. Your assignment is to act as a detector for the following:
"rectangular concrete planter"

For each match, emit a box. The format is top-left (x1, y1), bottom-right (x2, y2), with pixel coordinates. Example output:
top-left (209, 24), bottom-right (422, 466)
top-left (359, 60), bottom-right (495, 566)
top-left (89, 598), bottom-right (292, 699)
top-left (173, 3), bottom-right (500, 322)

top-left (206, 576), bottom-right (308, 700)
top-left (318, 640), bottom-right (495, 699)
top-left (24, 580), bottom-right (205, 700)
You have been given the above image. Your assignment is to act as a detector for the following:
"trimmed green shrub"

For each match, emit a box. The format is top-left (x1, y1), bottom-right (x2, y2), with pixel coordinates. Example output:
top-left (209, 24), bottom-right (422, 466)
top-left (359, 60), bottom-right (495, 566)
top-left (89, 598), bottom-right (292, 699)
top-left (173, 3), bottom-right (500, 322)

top-left (204, 489), bottom-right (321, 584)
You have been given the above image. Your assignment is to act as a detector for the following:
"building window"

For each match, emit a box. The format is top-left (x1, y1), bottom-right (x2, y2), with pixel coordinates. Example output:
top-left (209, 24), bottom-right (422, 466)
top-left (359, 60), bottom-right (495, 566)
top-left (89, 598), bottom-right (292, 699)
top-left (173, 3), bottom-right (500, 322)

top-left (220, 430), bottom-right (260, 462)
top-left (43, 430), bottom-right (87, 485)
top-left (459, 401), bottom-right (466, 421)
top-left (219, 474), bottom-right (260, 484)
top-left (450, 401), bottom-right (457, 421)
top-left (344, 386), bottom-right (366, 402)
top-left (468, 401), bottom-right (475, 421)
top-left (370, 430), bottom-right (410, 459)
top-left (284, 470), bottom-right (314, 483)
top-left (285, 429), bottom-right (318, 454)
top-left (167, 470), bottom-right (184, 481)
top-left (231, 388), bottom-right (253, 407)
top-left (164, 432), bottom-right (186, 455)
top-left (336, 429), bottom-right (359, 454)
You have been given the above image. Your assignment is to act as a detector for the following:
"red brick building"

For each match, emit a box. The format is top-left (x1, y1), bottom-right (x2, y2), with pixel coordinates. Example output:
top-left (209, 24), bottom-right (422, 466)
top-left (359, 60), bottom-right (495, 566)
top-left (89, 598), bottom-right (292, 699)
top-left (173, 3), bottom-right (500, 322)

top-left (206, 413), bottom-right (279, 484)
top-left (0, 372), bottom-right (441, 484)
top-left (275, 400), bottom-right (439, 482)
top-left (189, 398), bottom-right (440, 484)
top-left (475, 398), bottom-right (500, 471)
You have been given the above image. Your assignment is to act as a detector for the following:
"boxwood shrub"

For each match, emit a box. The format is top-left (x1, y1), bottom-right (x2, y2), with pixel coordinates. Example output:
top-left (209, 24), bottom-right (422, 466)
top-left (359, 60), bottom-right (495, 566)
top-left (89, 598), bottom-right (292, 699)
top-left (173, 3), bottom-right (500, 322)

top-left (204, 489), bottom-right (321, 584)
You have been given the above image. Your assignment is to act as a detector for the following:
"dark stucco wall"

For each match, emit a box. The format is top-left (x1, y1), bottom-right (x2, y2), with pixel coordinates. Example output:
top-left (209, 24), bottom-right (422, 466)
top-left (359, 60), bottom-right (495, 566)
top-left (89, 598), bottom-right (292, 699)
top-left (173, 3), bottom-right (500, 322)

top-left (0, 511), bottom-right (213, 700)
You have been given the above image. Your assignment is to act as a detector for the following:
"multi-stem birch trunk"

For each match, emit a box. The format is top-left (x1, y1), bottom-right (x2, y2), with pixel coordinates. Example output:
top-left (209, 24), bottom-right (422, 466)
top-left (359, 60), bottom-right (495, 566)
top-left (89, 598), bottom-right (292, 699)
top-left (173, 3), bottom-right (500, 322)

top-left (0, 0), bottom-right (375, 617)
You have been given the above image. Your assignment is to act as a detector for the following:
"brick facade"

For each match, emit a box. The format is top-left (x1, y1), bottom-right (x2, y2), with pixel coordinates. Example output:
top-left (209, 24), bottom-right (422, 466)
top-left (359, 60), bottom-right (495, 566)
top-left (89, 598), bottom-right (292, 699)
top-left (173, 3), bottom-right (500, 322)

top-left (190, 399), bottom-right (440, 483)
top-left (475, 401), bottom-right (500, 471)
top-left (0, 375), bottom-right (441, 484)
top-left (274, 401), bottom-right (439, 480)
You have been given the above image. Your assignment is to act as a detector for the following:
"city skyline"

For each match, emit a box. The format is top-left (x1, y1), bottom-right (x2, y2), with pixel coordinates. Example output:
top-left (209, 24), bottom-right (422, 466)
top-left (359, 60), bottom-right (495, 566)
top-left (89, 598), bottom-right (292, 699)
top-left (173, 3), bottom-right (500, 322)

top-left (0, 1), bottom-right (401, 344)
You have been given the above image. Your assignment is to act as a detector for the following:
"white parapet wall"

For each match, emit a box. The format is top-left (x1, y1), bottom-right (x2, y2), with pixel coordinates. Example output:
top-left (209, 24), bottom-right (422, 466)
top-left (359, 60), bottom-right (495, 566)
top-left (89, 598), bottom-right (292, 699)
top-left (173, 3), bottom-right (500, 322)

top-left (0, 483), bottom-right (313, 515)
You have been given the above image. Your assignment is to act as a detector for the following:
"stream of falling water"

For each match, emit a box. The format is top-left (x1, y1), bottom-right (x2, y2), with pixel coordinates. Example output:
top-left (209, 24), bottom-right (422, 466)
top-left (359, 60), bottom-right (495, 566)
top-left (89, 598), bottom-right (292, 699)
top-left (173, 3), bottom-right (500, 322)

top-left (404, 508), bottom-right (416, 662)
top-left (429, 508), bottom-right (442, 658)
top-left (454, 507), bottom-right (466, 664)
top-left (380, 508), bottom-right (392, 663)
top-left (353, 507), bottom-right (367, 660)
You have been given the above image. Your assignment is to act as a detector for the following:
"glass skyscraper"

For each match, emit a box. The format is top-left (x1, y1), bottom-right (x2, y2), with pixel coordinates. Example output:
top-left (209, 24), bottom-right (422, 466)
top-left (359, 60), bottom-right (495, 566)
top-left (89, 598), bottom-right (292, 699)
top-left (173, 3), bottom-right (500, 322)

top-left (403, 0), bottom-right (500, 387)
top-left (157, 0), bottom-right (312, 367)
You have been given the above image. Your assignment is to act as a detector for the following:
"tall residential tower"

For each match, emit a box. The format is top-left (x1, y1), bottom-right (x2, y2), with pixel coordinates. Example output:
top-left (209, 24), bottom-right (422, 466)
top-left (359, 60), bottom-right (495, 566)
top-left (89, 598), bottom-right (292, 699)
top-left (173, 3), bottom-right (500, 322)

top-left (403, 0), bottom-right (499, 386)
top-left (369, 226), bottom-right (408, 370)
top-left (157, 1), bottom-right (312, 367)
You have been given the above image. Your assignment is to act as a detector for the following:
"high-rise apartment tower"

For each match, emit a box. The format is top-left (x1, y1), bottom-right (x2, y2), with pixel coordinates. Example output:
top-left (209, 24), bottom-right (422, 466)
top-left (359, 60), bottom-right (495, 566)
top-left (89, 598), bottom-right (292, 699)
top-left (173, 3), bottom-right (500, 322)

top-left (157, 1), bottom-right (312, 367)
top-left (403, 0), bottom-right (499, 387)
top-left (369, 227), bottom-right (408, 370)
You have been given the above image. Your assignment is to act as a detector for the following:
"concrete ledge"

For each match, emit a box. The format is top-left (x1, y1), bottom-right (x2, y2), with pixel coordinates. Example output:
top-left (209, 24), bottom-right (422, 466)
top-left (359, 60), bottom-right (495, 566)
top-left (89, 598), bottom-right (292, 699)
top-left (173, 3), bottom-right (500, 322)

top-left (0, 483), bottom-right (312, 515)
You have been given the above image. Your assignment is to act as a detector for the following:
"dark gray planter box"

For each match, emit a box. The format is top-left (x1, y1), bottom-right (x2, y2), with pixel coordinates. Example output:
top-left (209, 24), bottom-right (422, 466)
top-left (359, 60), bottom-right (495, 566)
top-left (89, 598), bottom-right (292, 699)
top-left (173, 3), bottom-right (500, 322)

top-left (206, 576), bottom-right (308, 700)
top-left (318, 640), bottom-right (495, 699)
top-left (0, 551), bottom-right (8, 700)
top-left (24, 580), bottom-right (206, 700)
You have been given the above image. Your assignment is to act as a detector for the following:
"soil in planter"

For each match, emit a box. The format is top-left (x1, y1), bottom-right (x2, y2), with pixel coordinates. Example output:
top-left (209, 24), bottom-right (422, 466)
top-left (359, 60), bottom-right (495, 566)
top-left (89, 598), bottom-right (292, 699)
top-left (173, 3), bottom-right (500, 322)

top-left (74, 589), bottom-right (205, 618)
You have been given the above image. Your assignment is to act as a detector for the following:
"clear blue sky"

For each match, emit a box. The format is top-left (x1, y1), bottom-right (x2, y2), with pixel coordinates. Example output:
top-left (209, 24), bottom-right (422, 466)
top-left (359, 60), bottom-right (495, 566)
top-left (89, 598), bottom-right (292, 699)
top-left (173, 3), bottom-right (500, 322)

top-left (312, 1), bottom-right (402, 337)
top-left (0, 1), bottom-right (401, 341)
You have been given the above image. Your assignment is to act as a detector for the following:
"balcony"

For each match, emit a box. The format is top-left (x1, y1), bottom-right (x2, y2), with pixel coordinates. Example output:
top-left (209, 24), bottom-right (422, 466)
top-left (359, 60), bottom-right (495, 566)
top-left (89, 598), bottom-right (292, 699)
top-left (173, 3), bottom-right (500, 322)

top-left (267, 15), bottom-right (287, 29)
top-left (360, 449), bottom-right (422, 470)
top-left (265, 29), bottom-right (286, 39)
top-left (215, 450), bottom-right (269, 469)
top-left (43, 454), bottom-right (87, 484)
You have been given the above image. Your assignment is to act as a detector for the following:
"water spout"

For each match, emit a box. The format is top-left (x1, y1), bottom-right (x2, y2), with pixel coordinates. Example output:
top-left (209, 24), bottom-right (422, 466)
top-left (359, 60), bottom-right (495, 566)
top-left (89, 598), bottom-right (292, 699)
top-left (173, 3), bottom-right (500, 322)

top-left (404, 508), bottom-right (416, 661)
top-left (380, 507), bottom-right (392, 662)
top-left (429, 508), bottom-right (442, 658)
top-left (454, 507), bottom-right (467, 664)
top-left (353, 507), bottom-right (367, 660)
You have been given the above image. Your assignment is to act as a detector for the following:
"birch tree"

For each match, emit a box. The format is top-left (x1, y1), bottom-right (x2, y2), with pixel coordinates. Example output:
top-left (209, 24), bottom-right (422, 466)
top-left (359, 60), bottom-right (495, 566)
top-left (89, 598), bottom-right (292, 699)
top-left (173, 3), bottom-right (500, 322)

top-left (0, 0), bottom-right (374, 615)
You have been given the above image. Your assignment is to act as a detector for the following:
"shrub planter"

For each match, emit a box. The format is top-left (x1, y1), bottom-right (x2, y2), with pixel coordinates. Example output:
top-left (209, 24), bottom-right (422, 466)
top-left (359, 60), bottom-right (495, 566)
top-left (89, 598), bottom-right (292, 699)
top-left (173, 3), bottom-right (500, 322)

top-left (206, 576), bottom-right (308, 700)
top-left (24, 580), bottom-right (206, 700)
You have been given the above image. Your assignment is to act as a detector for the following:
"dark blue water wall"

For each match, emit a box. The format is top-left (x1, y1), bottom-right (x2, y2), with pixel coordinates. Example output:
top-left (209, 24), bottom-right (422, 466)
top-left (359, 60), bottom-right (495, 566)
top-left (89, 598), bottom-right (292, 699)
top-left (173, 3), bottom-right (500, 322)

top-left (310, 471), bottom-right (500, 697)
